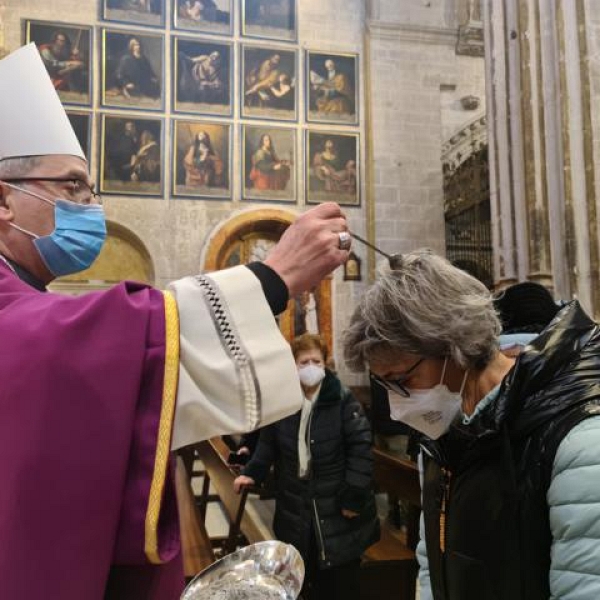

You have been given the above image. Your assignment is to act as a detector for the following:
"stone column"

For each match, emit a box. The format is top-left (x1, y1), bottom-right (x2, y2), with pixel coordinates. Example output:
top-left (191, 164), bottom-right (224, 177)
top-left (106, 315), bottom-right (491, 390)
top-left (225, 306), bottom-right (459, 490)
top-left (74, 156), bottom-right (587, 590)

top-left (483, 0), bottom-right (599, 314)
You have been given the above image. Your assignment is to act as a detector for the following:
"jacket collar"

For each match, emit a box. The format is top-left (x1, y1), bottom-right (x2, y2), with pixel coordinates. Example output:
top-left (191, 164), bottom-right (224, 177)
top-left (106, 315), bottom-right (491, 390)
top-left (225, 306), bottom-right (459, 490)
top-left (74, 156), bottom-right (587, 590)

top-left (314, 369), bottom-right (342, 406)
top-left (480, 300), bottom-right (597, 434)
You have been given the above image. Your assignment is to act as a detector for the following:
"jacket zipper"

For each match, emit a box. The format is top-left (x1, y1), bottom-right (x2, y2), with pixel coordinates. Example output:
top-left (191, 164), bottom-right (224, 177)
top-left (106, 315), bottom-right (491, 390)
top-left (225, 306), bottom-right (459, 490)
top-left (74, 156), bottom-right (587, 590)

top-left (440, 467), bottom-right (452, 553)
top-left (312, 499), bottom-right (327, 562)
top-left (307, 408), bottom-right (327, 562)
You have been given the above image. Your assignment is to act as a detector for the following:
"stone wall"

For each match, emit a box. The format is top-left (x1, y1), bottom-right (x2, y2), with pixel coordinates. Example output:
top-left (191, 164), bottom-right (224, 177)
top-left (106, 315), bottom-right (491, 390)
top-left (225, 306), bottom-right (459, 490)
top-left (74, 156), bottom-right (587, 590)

top-left (0, 0), bottom-right (488, 382)
top-left (366, 1), bottom-right (485, 258)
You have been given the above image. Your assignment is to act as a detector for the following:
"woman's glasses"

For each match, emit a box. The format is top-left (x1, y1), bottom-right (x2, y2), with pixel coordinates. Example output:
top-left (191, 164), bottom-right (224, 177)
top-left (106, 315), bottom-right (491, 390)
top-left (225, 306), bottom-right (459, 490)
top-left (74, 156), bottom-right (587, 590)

top-left (370, 358), bottom-right (425, 398)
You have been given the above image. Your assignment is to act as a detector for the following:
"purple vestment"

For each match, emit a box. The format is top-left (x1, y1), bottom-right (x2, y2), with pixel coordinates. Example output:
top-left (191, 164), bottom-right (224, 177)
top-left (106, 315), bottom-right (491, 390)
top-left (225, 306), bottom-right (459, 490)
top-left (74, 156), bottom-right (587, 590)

top-left (0, 262), bottom-right (184, 599)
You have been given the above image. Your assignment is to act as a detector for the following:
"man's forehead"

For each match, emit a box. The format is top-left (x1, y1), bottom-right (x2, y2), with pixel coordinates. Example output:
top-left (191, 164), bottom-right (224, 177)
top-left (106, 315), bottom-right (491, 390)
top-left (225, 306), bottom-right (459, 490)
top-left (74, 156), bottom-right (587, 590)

top-left (27, 155), bottom-right (90, 179)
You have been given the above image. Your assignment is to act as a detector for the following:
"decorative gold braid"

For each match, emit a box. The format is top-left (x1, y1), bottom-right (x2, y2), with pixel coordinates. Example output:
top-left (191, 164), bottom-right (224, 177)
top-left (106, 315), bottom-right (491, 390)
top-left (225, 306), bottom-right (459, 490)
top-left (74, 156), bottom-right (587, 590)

top-left (145, 290), bottom-right (180, 564)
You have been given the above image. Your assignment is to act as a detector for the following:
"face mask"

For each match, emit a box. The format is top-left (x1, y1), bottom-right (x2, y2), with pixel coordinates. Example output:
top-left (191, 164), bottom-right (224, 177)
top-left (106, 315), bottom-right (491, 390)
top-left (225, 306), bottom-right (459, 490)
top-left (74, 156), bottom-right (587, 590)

top-left (388, 358), bottom-right (468, 440)
top-left (298, 364), bottom-right (326, 388)
top-left (5, 183), bottom-right (106, 277)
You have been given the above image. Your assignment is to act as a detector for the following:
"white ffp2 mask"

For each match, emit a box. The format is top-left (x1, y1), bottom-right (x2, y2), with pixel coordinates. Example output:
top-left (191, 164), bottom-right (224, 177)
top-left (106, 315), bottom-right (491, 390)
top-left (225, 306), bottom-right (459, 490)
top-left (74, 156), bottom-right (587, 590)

top-left (388, 358), bottom-right (467, 440)
top-left (298, 364), bottom-right (326, 387)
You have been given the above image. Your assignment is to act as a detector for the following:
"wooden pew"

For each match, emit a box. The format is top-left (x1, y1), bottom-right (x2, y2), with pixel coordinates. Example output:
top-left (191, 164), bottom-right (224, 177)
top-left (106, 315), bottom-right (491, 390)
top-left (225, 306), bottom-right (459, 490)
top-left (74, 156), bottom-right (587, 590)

top-left (174, 455), bottom-right (215, 578)
top-left (194, 437), bottom-right (270, 554)
top-left (360, 448), bottom-right (421, 600)
top-left (372, 447), bottom-right (421, 550)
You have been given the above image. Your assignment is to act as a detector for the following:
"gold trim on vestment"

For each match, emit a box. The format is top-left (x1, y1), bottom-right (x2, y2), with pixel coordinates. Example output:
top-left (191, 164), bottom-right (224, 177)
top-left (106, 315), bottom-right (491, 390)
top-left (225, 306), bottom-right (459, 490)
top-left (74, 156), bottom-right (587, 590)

top-left (145, 290), bottom-right (180, 564)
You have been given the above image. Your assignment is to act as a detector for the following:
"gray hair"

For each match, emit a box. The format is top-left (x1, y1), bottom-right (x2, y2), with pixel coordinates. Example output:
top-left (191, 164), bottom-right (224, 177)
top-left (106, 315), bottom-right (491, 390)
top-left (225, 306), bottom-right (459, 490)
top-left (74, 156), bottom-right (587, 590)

top-left (0, 156), bottom-right (41, 179)
top-left (343, 250), bottom-right (501, 372)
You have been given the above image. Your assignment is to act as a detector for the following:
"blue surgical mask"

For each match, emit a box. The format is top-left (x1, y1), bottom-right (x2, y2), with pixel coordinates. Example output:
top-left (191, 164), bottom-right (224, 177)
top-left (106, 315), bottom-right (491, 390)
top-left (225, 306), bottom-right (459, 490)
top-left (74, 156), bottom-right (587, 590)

top-left (4, 183), bottom-right (106, 277)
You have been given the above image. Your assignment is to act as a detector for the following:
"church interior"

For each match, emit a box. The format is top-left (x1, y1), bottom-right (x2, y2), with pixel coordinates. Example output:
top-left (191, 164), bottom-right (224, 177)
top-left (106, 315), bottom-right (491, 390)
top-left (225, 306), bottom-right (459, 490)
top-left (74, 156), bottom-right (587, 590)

top-left (2, 0), bottom-right (600, 598)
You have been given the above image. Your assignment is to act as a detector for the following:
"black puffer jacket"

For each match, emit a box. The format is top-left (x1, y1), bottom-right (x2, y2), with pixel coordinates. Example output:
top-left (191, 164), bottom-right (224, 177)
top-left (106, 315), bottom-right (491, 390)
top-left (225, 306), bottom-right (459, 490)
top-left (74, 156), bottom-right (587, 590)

top-left (243, 370), bottom-right (380, 568)
top-left (420, 301), bottom-right (600, 600)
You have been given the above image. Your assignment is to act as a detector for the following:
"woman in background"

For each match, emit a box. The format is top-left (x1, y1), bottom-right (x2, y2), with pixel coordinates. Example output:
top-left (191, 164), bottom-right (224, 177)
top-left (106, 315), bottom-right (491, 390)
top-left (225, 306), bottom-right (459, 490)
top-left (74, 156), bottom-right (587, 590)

top-left (234, 333), bottom-right (379, 600)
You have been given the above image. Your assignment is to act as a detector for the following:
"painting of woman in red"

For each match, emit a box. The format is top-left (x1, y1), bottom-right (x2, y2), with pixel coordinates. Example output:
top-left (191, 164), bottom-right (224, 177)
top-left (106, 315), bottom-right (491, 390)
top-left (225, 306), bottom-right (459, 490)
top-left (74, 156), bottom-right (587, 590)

top-left (249, 133), bottom-right (290, 191)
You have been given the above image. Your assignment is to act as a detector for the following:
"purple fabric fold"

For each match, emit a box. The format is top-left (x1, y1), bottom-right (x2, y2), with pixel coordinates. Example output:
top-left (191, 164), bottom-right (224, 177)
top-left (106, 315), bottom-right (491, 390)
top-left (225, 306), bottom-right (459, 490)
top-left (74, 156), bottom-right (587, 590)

top-left (0, 263), bottom-right (184, 599)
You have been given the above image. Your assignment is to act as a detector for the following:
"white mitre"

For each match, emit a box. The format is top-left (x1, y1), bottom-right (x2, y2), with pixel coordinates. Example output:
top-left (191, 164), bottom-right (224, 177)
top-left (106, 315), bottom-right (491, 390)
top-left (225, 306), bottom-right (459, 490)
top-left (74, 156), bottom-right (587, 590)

top-left (0, 44), bottom-right (85, 161)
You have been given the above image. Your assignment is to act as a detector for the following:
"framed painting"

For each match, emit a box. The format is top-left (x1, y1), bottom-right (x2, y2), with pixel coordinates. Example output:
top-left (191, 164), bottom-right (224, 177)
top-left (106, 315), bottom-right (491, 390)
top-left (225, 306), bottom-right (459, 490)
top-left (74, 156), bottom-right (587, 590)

top-left (173, 37), bottom-right (232, 116)
top-left (242, 125), bottom-right (296, 203)
top-left (306, 51), bottom-right (358, 125)
top-left (25, 20), bottom-right (92, 106)
top-left (306, 130), bottom-right (360, 207)
top-left (66, 111), bottom-right (92, 161)
top-left (173, 0), bottom-right (232, 35)
top-left (101, 28), bottom-right (164, 111)
top-left (241, 45), bottom-right (297, 121)
top-left (100, 114), bottom-right (163, 196)
top-left (172, 119), bottom-right (231, 200)
top-left (242, 0), bottom-right (297, 42)
top-left (102, 0), bottom-right (166, 28)
top-left (288, 280), bottom-right (332, 351)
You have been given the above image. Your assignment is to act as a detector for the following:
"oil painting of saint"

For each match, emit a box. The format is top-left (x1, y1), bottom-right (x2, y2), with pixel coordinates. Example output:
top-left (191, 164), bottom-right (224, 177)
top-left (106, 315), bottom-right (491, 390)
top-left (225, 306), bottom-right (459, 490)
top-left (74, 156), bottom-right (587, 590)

top-left (103, 0), bottom-right (165, 28)
top-left (243, 125), bottom-right (296, 203)
top-left (174, 0), bottom-right (232, 35)
top-left (307, 131), bottom-right (359, 206)
top-left (242, 0), bottom-right (296, 41)
top-left (242, 46), bottom-right (296, 121)
top-left (307, 51), bottom-right (358, 124)
top-left (173, 120), bottom-right (231, 199)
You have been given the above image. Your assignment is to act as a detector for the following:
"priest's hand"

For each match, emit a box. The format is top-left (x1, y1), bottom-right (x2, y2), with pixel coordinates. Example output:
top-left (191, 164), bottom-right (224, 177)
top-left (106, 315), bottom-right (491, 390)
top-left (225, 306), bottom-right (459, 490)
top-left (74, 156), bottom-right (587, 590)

top-left (264, 202), bottom-right (350, 297)
top-left (233, 475), bottom-right (255, 494)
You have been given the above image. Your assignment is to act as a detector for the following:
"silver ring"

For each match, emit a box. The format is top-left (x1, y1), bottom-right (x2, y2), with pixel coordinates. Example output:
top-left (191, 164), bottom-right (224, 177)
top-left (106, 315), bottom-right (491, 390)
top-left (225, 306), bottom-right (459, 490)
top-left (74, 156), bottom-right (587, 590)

top-left (338, 231), bottom-right (352, 251)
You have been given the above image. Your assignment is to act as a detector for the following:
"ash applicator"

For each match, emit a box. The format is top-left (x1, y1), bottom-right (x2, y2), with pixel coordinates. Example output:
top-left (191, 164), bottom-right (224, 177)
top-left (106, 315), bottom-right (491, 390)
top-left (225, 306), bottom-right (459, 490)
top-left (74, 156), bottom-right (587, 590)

top-left (349, 231), bottom-right (403, 269)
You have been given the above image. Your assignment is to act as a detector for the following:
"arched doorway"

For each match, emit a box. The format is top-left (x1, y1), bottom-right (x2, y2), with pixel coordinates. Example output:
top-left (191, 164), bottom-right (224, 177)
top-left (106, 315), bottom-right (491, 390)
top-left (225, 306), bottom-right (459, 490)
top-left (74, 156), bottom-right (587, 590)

top-left (49, 221), bottom-right (155, 294)
top-left (203, 208), bottom-right (333, 351)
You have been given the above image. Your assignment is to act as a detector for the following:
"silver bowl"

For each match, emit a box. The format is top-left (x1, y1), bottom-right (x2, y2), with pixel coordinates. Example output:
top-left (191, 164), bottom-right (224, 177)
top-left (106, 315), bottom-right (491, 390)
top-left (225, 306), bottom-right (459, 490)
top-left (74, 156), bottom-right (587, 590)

top-left (181, 541), bottom-right (305, 600)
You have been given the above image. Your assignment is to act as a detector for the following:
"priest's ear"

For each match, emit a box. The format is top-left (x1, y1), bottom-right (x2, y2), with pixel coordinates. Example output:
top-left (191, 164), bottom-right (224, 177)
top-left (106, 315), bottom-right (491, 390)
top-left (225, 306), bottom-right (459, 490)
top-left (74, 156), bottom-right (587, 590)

top-left (0, 183), bottom-right (15, 222)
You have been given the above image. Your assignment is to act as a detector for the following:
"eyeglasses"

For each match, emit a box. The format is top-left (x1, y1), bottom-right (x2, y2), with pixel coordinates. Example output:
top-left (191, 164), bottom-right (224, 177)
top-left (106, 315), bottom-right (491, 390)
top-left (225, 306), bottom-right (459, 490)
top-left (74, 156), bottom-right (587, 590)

top-left (370, 358), bottom-right (424, 398)
top-left (3, 177), bottom-right (101, 205)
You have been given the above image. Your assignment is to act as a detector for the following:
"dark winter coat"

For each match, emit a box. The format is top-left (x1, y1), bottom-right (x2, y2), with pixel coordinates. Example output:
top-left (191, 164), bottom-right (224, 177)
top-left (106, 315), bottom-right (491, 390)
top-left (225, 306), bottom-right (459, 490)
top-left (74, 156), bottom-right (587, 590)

top-left (419, 301), bottom-right (600, 600)
top-left (243, 369), bottom-right (380, 569)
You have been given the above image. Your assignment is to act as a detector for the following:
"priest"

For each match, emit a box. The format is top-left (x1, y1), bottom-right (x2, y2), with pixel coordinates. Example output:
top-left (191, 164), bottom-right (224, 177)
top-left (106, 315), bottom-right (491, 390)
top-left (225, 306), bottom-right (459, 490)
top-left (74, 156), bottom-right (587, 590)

top-left (0, 45), bottom-right (353, 599)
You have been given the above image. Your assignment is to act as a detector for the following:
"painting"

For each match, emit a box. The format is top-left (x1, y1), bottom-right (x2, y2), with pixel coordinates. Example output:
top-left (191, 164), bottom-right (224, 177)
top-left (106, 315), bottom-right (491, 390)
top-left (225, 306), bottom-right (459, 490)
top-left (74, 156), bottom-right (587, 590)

top-left (307, 51), bottom-right (358, 124)
top-left (287, 279), bottom-right (332, 352)
top-left (25, 20), bottom-right (92, 106)
top-left (102, 29), bottom-right (164, 110)
top-left (242, 45), bottom-right (297, 121)
top-left (173, 0), bottom-right (232, 35)
top-left (306, 131), bottom-right (359, 206)
top-left (66, 111), bottom-right (92, 161)
top-left (173, 37), bottom-right (232, 116)
top-left (172, 120), bottom-right (231, 199)
top-left (242, 0), bottom-right (296, 42)
top-left (243, 125), bottom-right (296, 203)
top-left (102, 0), bottom-right (165, 28)
top-left (100, 114), bottom-right (163, 196)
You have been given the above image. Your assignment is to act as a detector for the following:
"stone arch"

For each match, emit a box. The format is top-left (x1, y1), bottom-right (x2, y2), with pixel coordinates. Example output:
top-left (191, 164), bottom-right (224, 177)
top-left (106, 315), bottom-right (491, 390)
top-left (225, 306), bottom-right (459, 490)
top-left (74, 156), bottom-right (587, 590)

top-left (50, 220), bottom-right (155, 294)
top-left (202, 207), bottom-right (332, 349)
top-left (203, 207), bottom-right (296, 272)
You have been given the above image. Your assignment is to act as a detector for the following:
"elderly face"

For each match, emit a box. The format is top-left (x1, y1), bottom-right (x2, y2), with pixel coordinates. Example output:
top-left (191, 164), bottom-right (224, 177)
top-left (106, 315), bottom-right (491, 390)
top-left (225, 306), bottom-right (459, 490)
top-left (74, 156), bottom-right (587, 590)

top-left (325, 59), bottom-right (335, 71)
top-left (295, 347), bottom-right (325, 369)
top-left (124, 122), bottom-right (137, 136)
top-left (209, 51), bottom-right (220, 65)
top-left (325, 139), bottom-right (335, 151)
top-left (271, 54), bottom-right (281, 66)
top-left (131, 40), bottom-right (142, 58)
top-left (0, 155), bottom-right (93, 283)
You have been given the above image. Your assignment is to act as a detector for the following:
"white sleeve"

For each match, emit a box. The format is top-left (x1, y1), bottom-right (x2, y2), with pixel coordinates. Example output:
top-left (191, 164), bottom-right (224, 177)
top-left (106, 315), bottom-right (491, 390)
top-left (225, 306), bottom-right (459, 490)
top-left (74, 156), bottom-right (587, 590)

top-left (168, 266), bottom-right (303, 450)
